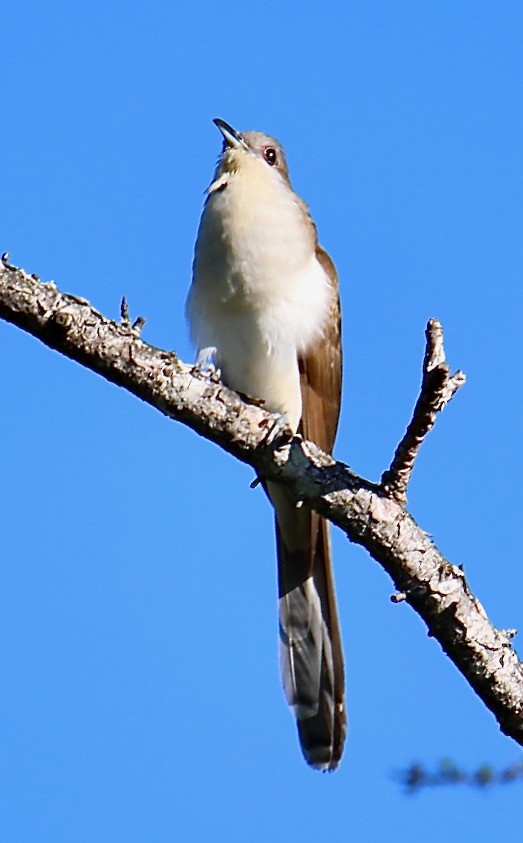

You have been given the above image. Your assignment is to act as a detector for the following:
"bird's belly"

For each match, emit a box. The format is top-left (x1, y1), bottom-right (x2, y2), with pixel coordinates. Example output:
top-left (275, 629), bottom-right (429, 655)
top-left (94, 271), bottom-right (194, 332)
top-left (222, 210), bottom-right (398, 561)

top-left (213, 307), bottom-right (303, 430)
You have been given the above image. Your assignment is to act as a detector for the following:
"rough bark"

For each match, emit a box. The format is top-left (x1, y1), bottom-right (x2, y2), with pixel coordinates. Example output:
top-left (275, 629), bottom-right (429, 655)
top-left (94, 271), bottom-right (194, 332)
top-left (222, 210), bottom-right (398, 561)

top-left (1, 258), bottom-right (522, 747)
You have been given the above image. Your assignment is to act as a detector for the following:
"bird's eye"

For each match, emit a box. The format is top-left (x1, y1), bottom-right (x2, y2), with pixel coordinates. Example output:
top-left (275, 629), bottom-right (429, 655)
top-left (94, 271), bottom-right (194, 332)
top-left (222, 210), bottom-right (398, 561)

top-left (263, 147), bottom-right (277, 166)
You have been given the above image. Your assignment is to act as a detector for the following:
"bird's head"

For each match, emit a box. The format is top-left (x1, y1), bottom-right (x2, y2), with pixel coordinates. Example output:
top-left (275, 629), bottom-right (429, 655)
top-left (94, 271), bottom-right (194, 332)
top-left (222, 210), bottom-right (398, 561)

top-left (210, 118), bottom-right (291, 190)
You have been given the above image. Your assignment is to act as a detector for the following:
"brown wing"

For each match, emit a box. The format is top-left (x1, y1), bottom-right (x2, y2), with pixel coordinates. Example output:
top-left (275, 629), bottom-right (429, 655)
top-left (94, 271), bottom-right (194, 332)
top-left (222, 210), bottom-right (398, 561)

top-left (274, 243), bottom-right (346, 770)
top-left (298, 244), bottom-right (342, 455)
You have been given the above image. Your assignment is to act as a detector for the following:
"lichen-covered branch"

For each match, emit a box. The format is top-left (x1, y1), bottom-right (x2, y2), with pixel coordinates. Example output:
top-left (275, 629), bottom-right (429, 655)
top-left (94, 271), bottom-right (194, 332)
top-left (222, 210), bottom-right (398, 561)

top-left (1, 258), bottom-right (523, 748)
top-left (381, 318), bottom-right (466, 503)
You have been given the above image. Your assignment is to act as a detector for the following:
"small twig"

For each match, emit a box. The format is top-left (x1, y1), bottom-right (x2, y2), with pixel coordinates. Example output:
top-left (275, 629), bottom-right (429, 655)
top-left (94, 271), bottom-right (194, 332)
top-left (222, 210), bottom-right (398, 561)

top-left (120, 295), bottom-right (146, 335)
top-left (132, 315), bottom-right (146, 333)
top-left (120, 295), bottom-right (131, 326)
top-left (1, 252), bottom-right (18, 271)
top-left (396, 759), bottom-right (523, 793)
top-left (381, 319), bottom-right (466, 504)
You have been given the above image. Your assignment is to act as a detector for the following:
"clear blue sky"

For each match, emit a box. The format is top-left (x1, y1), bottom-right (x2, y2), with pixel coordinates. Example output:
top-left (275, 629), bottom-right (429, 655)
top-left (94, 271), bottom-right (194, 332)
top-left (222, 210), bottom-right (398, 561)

top-left (2, 2), bottom-right (522, 840)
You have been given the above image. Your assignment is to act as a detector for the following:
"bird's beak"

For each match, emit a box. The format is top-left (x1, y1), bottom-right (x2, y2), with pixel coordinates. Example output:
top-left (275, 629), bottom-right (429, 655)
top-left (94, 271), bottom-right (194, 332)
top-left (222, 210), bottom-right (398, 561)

top-left (213, 118), bottom-right (248, 150)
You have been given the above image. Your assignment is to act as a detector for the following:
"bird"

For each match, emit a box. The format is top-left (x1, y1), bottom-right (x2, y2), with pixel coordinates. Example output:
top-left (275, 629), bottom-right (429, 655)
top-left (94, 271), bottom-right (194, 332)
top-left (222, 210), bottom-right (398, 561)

top-left (186, 118), bottom-right (345, 770)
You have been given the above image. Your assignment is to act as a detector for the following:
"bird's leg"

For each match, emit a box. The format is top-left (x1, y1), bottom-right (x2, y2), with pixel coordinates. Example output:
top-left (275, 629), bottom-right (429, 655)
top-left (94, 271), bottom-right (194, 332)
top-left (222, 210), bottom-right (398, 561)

top-left (192, 346), bottom-right (221, 380)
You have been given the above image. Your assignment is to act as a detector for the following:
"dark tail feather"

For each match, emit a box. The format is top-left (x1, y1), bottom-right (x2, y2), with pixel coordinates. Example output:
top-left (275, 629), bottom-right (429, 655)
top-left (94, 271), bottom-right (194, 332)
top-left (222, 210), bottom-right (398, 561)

top-left (276, 505), bottom-right (346, 771)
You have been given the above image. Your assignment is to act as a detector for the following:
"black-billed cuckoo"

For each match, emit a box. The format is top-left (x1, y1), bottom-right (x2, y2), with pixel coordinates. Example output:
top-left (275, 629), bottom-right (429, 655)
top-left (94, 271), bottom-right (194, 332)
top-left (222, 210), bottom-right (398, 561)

top-left (186, 119), bottom-right (345, 770)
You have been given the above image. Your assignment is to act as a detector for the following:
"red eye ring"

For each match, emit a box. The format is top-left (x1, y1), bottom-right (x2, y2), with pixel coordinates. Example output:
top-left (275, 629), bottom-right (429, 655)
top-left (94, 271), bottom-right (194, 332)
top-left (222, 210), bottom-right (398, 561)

top-left (263, 147), bottom-right (277, 166)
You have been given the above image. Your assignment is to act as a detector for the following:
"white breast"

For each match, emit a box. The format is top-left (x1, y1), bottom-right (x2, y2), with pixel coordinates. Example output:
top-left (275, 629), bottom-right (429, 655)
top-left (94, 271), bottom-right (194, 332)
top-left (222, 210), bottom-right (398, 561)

top-left (187, 155), bottom-right (331, 429)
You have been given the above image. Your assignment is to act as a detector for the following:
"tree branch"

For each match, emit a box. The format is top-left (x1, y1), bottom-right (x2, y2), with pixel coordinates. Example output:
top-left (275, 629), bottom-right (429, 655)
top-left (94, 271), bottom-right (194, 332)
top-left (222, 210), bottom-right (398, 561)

top-left (381, 318), bottom-right (466, 504)
top-left (2, 258), bottom-right (523, 748)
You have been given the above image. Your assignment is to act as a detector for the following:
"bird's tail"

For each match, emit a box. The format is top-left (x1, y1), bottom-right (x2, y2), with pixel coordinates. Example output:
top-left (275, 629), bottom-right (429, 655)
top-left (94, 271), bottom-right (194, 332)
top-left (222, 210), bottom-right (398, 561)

top-left (271, 484), bottom-right (346, 770)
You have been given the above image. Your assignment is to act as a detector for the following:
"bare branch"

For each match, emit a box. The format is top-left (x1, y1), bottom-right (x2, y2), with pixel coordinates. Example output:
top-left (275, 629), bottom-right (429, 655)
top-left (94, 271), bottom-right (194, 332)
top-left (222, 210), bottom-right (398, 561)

top-left (1, 260), bottom-right (523, 749)
top-left (381, 318), bottom-right (466, 504)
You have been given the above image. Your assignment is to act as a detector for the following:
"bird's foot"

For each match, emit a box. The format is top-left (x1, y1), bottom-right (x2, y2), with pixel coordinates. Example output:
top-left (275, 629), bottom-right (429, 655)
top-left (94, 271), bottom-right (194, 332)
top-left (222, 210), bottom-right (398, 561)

top-left (192, 347), bottom-right (221, 381)
top-left (259, 411), bottom-right (294, 447)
